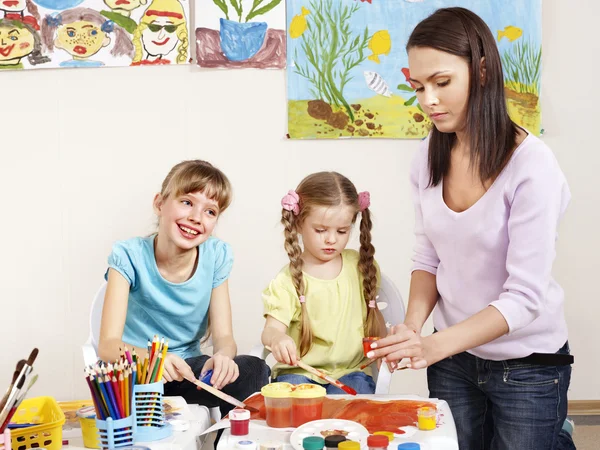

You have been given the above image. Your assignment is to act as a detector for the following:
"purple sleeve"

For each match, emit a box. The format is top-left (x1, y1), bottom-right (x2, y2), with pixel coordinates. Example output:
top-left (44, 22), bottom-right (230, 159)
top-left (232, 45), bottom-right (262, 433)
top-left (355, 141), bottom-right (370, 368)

top-left (490, 145), bottom-right (571, 334)
top-left (410, 139), bottom-right (440, 275)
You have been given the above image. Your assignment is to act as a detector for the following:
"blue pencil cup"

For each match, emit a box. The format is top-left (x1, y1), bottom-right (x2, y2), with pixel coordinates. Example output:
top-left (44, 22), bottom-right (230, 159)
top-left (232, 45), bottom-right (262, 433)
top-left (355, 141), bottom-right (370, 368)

top-left (96, 415), bottom-right (135, 449)
top-left (133, 382), bottom-right (172, 441)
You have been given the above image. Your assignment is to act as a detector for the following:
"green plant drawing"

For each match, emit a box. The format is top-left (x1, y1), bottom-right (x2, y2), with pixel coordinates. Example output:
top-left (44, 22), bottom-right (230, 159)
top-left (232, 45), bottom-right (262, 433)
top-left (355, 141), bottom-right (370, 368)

top-left (292, 0), bottom-right (369, 122)
top-left (212, 0), bottom-right (283, 23)
top-left (502, 40), bottom-right (542, 96)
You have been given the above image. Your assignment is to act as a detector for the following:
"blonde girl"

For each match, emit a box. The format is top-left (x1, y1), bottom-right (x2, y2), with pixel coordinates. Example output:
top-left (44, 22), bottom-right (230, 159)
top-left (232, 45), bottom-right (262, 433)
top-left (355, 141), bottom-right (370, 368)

top-left (261, 172), bottom-right (386, 394)
top-left (132, 0), bottom-right (188, 65)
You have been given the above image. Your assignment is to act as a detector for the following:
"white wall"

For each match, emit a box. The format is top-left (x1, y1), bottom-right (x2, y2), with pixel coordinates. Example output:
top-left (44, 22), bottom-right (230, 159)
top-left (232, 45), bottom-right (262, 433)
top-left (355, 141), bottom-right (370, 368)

top-left (1, 0), bottom-right (598, 402)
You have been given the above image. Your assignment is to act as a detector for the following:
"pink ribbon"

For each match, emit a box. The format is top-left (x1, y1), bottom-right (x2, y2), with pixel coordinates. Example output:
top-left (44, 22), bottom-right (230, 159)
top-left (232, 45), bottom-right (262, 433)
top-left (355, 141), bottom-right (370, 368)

top-left (299, 295), bottom-right (306, 304)
top-left (281, 190), bottom-right (300, 216)
top-left (358, 191), bottom-right (370, 211)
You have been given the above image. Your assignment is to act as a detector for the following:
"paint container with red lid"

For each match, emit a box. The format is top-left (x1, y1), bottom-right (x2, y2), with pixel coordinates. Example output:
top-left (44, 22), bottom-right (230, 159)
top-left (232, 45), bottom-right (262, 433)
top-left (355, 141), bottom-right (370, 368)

top-left (230, 408), bottom-right (250, 436)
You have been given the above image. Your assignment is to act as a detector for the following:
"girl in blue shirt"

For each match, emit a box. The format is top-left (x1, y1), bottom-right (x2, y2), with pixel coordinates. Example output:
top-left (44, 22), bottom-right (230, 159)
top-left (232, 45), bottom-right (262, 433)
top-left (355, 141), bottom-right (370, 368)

top-left (98, 159), bottom-right (269, 415)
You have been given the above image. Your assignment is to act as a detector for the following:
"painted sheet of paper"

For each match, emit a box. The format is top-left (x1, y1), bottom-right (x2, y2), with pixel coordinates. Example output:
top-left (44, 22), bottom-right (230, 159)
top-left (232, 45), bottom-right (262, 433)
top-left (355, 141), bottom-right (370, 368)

top-left (195, 0), bottom-right (286, 69)
top-left (286, 0), bottom-right (542, 139)
top-left (0, 0), bottom-right (190, 70)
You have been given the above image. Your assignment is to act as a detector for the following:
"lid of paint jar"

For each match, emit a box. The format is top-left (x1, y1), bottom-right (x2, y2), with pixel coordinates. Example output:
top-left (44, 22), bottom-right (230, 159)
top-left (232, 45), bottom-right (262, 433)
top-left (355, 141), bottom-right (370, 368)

top-left (367, 435), bottom-right (389, 447)
top-left (261, 382), bottom-right (295, 398)
top-left (417, 406), bottom-right (436, 417)
top-left (260, 441), bottom-right (283, 450)
top-left (373, 432), bottom-right (394, 441)
top-left (291, 383), bottom-right (326, 399)
top-left (237, 440), bottom-right (258, 450)
top-left (324, 435), bottom-right (347, 448)
top-left (338, 441), bottom-right (360, 450)
top-left (397, 444), bottom-right (420, 450)
top-left (230, 408), bottom-right (251, 421)
top-left (303, 436), bottom-right (325, 450)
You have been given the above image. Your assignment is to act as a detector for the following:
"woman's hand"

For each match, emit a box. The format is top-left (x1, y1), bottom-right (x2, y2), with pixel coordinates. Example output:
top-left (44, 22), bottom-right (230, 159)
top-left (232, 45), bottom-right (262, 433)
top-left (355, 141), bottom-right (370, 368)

top-left (162, 354), bottom-right (195, 382)
top-left (269, 333), bottom-right (298, 366)
top-left (201, 354), bottom-right (239, 390)
top-left (367, 323), bottom-right (428, 370)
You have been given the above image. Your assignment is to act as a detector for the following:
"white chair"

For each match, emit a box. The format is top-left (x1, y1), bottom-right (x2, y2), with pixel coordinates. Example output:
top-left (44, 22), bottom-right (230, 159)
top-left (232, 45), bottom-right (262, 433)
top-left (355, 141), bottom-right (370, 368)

top-left (250, 272), bottom-right (406, 394)
top-left (81, 280), bottom-right (222, 423)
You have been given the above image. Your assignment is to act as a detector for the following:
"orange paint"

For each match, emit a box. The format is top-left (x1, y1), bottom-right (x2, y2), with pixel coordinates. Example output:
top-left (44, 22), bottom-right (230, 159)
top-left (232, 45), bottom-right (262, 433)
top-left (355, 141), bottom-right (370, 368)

top-left (292, 399), bottom-right (324, 427)
top-left (362, 337), bottom-right (380, 356)
top-left (265, 405), bottom-right (292, 428)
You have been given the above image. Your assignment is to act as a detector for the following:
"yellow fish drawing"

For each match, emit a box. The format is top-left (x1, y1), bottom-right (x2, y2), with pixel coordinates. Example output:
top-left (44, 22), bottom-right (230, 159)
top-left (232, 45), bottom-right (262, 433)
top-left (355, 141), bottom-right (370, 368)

top-left (289, 6), bottom-right (310, 39)
top-left (497, 25), bottom-right (522, 42)
top-left (368, 30), bottom-right (391, 63)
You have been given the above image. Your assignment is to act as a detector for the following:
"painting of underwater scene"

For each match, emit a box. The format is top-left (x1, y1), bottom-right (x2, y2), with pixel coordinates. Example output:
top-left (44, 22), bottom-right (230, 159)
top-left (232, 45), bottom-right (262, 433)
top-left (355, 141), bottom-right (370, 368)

top-left (286, 0), bottom-right (542, 139)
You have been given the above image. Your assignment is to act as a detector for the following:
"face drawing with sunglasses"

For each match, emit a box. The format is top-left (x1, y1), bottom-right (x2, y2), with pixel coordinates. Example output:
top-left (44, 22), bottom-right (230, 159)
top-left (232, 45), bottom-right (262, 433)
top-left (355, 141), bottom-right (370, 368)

top-left (141, 17), bottom-right (180, 58)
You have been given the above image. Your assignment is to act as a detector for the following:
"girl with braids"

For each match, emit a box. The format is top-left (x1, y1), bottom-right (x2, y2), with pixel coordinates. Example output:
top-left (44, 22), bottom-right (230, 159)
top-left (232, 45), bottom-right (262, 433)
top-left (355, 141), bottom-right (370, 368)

top-left (261, 172), bottom-right (386, 394)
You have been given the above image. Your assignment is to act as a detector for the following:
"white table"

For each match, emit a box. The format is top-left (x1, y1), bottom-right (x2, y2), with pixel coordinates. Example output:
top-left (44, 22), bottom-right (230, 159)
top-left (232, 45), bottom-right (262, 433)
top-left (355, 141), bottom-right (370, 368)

top-left (213, 395), bottom-right (458, 450)
top-left (64, 397), bottom-right (213, 450)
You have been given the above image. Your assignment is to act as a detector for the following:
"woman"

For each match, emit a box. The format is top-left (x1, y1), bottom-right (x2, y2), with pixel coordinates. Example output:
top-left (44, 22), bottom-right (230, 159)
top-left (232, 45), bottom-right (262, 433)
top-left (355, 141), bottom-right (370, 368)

top-left (368, 8), bottom-right (575, 450)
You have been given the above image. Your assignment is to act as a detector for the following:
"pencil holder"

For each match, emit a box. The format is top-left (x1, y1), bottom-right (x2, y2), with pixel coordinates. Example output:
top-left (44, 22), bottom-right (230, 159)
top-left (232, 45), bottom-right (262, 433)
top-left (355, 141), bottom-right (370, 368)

top-left (0, 429), bottom-right (11, 450)
top-left (133, 382), bottom-right (172, 441)
top-left (96, 415), bottom-right (135, 449)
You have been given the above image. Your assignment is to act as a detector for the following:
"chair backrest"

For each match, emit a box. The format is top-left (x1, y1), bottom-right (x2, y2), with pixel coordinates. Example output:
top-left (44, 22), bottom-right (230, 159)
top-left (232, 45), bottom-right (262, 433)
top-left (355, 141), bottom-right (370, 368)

top-left (376, 272), bottom-right (406, 328)
top-left (90, 281), bottom-right (108, 353)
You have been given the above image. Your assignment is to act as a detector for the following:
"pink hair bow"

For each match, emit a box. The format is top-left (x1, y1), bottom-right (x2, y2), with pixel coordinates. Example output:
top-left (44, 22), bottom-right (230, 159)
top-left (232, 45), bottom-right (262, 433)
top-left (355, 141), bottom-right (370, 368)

top-left (281, 190), bottom-right (300, 215)
top-left (358, 191), bottom-right (371, 211)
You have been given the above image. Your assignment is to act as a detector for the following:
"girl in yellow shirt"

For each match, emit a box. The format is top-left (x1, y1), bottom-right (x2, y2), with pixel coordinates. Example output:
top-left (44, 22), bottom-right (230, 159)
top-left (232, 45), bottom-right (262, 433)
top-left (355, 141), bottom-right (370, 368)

top-left (261, 171), bottom-right (386, 394)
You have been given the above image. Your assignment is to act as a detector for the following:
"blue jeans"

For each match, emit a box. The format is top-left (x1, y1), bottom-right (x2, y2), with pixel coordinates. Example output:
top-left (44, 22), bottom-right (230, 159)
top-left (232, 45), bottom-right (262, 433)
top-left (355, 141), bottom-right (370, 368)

top-left (274, 371), bottom-right (375, 394)
top-left (428, 341), bottom-right (575, 450)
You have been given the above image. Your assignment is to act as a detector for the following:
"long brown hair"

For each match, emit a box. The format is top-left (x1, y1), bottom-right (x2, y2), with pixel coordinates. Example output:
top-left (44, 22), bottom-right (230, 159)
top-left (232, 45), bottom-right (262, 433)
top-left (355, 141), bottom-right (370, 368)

top-left (282, 172), bottom-right (386, 357)
top-left (407, 7), bottom-right (518, 187)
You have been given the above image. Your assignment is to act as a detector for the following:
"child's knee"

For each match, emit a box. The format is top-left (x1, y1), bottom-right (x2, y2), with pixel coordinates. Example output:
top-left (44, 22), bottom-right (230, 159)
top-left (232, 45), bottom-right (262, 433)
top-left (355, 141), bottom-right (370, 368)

top-left (235, 355), bottom-right (271, 385)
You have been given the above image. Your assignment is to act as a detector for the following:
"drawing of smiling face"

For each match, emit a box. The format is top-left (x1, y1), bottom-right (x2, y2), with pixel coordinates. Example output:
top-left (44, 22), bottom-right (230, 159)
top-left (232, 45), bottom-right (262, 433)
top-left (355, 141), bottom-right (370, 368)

top-left (54, 20), bottom-right (110, 59)
top-left (0, 23), bottom-right (34, 65)
top-left (103, 0), bottom-right (146, 15)
top-left (141, 17), bottom-right (180, 57)
top-left (0, 0), bottom-right (25, 14)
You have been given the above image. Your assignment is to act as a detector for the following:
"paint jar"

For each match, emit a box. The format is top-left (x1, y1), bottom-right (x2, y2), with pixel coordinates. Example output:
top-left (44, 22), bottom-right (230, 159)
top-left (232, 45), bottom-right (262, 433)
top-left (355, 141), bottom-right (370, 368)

top-left (362, 337), bottom-right (381, 356)
top-left (77, 406), bottom-right (100, 449)
top-left (261, 382), bottom-right (294, 428)
top-left (417, 406), bottom-right (437, 431)
top-left (302, 436), bottom-right (324, 450)
top-left (367, 434), bottom-right (389, 450)
top-left (373, 432), bottom-right (394, 442)
top-left (291, 383), bottom-right (326, 427)
top-left (397, 444), bottom-right (420, 450)
top-left (338, 441), bottom-right (360, 450)
top-left (236, 440), bottom-right (257, 450)
top-left (259, 441), bottom-right (283, 450)
top-left (229, 408), bottom-right (250, 436)
top-left (324, 435), bottom-right (346, 450)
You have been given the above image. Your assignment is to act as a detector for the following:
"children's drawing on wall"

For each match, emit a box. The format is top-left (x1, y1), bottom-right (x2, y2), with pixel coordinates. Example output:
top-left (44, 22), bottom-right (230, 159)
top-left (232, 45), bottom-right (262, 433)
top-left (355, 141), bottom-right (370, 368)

top-left (0, 0), bottom-right (189, 69)
top-left (195, 0), bottom-right (286, 69)
top-left (286, 0), bottom-right (542, 139)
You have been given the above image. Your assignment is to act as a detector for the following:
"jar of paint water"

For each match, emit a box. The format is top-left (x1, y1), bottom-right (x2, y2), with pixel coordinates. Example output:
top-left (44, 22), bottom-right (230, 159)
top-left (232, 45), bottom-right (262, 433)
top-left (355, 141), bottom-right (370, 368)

top-left (291, 384), bottom-right (326, 427)
top-left (261, 382), bottom-right (294, 428)
top-left (338, 441), bottom-right (360, 450)
top-left (303, 436), bottom-right (325, 450)
top-left (230, 409), bottom-right (250, 436)
top-left (324, 435), bottom-right (346, 450)
top-left (367, 434), bottom-right (389, 450)
top-left (417, 406), bottom-right (437, 431)
top-left (397, 444), bottom-right (420, 450)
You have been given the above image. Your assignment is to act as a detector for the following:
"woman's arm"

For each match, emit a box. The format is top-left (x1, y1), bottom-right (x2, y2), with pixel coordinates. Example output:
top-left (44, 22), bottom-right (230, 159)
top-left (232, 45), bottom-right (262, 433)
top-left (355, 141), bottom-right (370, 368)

top-left (404, 270), bottom-right (439, 333)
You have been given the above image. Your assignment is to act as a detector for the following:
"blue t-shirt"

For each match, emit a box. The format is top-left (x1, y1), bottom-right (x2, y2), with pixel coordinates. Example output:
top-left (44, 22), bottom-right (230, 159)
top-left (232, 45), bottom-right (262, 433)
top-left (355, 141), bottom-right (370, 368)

top-left (105, 235), bottom-right (233, 360)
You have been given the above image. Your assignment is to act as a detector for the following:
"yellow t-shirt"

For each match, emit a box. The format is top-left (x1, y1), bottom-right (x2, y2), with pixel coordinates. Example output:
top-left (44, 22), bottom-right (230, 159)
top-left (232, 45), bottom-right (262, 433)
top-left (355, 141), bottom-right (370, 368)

top-left (262, 249), bottom-right (380, 383)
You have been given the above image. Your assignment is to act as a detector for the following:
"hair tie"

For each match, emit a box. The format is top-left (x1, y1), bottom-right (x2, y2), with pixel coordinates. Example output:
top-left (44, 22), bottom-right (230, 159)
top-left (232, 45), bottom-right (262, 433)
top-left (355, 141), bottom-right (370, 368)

top-left (358, 191), bottom-right (370, 211)
top-left (368, 300), bottom-right (376, 309)
top-left (299, 295), bottom-right (306, 304)
top-left (101, 20), bottom-right (115, 33)
top-left (45, 14), bottom-right (62, 28)
top-left (281, 190), bottom-right (300, 216)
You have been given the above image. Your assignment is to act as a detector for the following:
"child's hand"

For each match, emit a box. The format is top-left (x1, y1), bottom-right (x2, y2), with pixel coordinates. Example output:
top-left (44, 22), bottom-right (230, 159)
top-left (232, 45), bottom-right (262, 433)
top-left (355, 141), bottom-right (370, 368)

top-left (200, 354), bottom-right (239, 390)
top-left (162, 353), bottom-right (195, 383)
top-left (270, 333), bottom-right (298, 366)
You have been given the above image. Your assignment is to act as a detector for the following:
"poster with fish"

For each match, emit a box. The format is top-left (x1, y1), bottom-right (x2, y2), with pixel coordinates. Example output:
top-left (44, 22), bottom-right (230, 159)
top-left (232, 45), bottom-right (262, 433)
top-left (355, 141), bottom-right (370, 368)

top-left (195, 0), bottom-right (286, 69)
top-left (0, 0), bottom-right (190, 70)
top-left (286, 0), bottom-right (542, 139)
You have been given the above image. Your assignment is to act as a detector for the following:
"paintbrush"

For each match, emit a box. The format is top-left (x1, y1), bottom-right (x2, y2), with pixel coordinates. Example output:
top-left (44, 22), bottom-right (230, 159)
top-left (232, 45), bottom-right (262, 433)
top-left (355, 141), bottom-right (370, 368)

top-left (0, 360), bottom-right (26, 412)
top-left (182, 375), bottom-right (259, 413)
top-left (265, 346), bottom-right (357, 396)
top-left (0, 374), bottom-right (38, 432)
top-left (0, 348), bottom-right (38, 424)
top-left (360, 357), bottom-right (410, 371)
